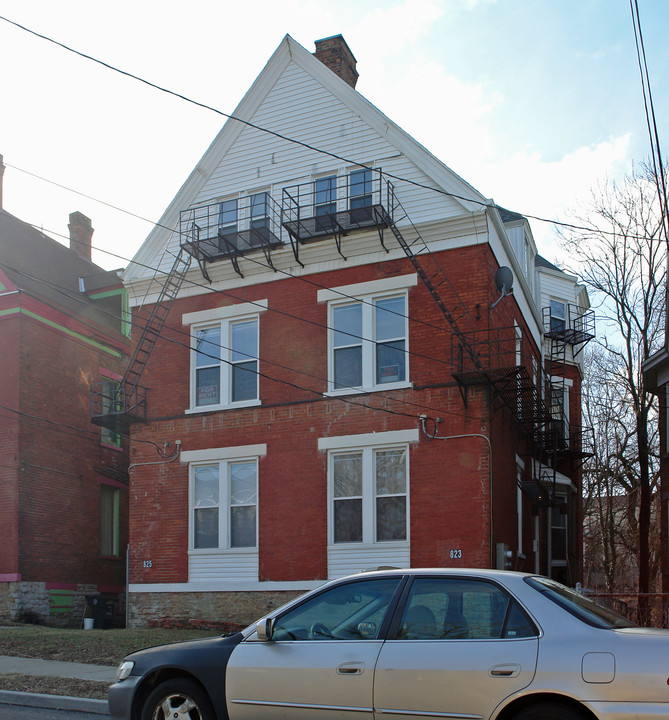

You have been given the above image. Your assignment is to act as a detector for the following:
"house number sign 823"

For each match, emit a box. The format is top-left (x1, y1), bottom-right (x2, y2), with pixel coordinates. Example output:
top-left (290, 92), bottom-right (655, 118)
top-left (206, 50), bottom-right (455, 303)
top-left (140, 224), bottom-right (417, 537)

top-left (449, 549), bottom-right (462, 559)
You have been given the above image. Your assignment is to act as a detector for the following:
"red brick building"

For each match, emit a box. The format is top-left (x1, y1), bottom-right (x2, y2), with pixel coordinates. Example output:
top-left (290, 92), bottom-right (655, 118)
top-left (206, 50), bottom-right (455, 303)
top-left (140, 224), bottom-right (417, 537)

top-left (0, 166), bottom-right (130, 625)
top-left (111, 36), bottom-right (592, 626)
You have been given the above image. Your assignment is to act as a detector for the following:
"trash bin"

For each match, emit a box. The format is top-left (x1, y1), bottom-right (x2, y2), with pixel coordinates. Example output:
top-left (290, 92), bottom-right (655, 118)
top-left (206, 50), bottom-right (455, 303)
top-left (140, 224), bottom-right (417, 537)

top-left (84, 594), bottom-right (105, 629)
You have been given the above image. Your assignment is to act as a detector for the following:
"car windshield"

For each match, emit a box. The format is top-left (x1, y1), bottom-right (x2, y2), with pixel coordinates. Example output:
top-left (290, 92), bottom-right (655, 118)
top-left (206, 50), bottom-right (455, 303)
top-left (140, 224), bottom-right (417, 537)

top-left (525, 576), bottom-right (637, 629)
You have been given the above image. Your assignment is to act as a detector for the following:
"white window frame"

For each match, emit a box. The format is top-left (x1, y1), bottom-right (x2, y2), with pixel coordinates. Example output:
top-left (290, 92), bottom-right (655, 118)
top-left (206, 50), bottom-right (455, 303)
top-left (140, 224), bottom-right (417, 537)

top-left (318, 276), bottom-right (417, 396)
top-left (319, 430), bottom-right (417, 549)
top-left (184, 301), bottom-right (267, 413)
top-left (183, 444), bottom-right (266, 555)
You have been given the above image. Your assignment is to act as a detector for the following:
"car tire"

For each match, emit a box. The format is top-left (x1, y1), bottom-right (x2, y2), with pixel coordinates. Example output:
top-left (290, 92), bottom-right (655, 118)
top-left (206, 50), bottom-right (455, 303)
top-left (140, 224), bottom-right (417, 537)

top-left (513, 701), bottom-right (587, 720)
top-left (141, 677), bottom-right (215, 720)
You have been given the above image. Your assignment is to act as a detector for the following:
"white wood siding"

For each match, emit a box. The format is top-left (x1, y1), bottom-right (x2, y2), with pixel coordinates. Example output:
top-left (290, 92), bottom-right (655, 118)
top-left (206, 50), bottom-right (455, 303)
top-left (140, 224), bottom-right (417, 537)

top-left (327, 543), bottom-right (410, 579)
top-left (188, 550), bottom-right (259, 582)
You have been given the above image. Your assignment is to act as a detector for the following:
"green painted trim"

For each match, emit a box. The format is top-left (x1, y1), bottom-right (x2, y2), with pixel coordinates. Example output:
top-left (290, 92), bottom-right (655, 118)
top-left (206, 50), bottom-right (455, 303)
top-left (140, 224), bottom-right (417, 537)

top-left (90, 288), bottom-right (131, 338)
top-left (0, 307), bottom-right (122, 358)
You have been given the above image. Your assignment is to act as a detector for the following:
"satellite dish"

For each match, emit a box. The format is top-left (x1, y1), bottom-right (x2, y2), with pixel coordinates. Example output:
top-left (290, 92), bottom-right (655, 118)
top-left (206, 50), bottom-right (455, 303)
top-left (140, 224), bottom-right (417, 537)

top-left (495, 266), bottom-right (514, 294)
top-left (492, 266), bottom-right (514, 309)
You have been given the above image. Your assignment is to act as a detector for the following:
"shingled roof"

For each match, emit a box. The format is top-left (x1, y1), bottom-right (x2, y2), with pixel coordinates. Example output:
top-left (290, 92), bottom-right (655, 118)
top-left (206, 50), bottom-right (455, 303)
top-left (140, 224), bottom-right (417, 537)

top-left (0, 208), bottom-right (124, 338)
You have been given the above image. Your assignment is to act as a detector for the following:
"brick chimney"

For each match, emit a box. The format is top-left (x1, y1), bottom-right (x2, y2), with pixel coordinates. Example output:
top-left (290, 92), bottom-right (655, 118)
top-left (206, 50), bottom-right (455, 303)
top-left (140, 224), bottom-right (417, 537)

top-left (68, 211), bottom-right (93, 262)
top-left (313, 35), bottom-right (358, 89)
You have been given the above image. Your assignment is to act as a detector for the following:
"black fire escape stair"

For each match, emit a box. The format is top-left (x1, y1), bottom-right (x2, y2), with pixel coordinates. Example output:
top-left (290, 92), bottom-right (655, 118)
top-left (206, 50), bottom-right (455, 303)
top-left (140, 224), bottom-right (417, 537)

top-left (90, 249), bottom-right (192, 434)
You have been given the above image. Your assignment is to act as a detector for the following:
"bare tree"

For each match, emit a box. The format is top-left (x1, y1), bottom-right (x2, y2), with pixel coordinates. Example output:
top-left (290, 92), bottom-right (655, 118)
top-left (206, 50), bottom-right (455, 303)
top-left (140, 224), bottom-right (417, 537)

top-left (560, 162), bottom-right (665, 607)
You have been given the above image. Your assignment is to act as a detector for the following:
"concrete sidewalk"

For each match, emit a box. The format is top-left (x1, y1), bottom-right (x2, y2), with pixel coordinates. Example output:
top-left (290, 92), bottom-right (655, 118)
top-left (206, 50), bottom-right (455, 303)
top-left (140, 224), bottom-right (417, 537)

top-left (0, 655), bottom-right (114, 715)
top-left (0, 655), bottom-right (116, 681)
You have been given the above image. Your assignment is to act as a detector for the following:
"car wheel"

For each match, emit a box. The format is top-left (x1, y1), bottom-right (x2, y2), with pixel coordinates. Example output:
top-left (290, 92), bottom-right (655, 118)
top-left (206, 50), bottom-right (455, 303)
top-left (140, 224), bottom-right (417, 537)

top-left (513, 701), bottom-right (587, 720)
top-left (141, 678), bottom-right (215, 720)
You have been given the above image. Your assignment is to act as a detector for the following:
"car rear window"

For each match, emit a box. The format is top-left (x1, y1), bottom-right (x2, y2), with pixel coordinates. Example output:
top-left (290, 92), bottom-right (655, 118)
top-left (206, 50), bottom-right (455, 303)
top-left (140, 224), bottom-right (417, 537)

top-left (525, 576), bottom-right (637, 629)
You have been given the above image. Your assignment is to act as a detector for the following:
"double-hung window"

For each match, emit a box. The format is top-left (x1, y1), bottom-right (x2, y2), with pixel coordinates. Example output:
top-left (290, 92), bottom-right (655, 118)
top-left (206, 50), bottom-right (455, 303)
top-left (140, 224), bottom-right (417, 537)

top-left (183, 444), bottom-right (266, 581)
top-left (549, 299), bottom-right (566, 334)
top-left (332, 447), bottom-right (408, 544)
top-left (320, 429), bottom-right (417, 577)
top-left (184, 301), bottom-right (266, 411)
top-left (331, 296), bottom-right (406, 390)
top-left (250, 192), bottom-right (269, 232)
top-left (315, 175), bottom-right (337, 216)
top-left (100, 377), bottom-right (122, 447)
top-left (218, 199), bottom-right (238, 234)
top-left (349, 168), bottom-right (373, 209)
top-left (319, 276), bottom-right (416, 394)
top-left (192, 459), bottom-right (258, 550)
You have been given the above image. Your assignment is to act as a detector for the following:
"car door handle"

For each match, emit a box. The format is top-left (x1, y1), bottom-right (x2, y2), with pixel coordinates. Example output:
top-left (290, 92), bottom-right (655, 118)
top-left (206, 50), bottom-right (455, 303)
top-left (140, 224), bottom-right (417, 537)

top-left (489, 664), bottom-right (521, 678)
top-left (338, 662), bottom-right (364, 675)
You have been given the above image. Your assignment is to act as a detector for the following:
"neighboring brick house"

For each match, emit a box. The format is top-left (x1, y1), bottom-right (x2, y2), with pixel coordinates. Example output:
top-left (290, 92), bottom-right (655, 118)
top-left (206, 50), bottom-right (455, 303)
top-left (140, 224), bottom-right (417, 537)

top-left (110, 35), bottom-right (592, 626)
top-left (0, 165), bottom-right (130, 625)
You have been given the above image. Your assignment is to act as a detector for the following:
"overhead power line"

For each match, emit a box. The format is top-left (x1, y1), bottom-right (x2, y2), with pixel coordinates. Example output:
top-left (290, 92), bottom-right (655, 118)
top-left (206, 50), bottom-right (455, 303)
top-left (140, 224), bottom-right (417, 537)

top-left (3, 248), bottom-right (484, 426)
top-left (0, 14), bottom-right (646, 242)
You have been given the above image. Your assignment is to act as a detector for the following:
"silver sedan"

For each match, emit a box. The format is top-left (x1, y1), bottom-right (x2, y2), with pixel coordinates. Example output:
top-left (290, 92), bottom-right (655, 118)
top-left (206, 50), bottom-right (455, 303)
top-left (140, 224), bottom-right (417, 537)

top-left (109, 568), bottom-right (669, 720)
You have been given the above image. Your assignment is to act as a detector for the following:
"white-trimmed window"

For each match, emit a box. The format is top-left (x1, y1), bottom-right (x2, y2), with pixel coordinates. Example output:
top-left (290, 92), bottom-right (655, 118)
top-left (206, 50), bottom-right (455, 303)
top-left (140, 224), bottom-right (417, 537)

top-left (192, 459), bottom-right (258, 550)
top-left (319, 275), bottom-right (416, 394)
top-left (332, 446), bottom-right (408, 544)
top-left (320, 430), bottom-right (416, 578)
top-left (184, 301), bottom-right (267, 412)
top-left (182, 444), bottom-right (265, 581)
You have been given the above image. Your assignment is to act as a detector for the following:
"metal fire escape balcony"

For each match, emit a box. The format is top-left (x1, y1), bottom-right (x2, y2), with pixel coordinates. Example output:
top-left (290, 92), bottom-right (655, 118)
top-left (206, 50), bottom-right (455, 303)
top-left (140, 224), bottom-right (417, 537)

top-left (451, 325), bottom-right (592, 462)
top-left (281, 169), bottom-right (395, 264)
top-left (180, 193), bottom-right (283, 279)
top-left (452, 326), bottom-right (547, 426)
top-left (542, 304), bottom-right (595, 351)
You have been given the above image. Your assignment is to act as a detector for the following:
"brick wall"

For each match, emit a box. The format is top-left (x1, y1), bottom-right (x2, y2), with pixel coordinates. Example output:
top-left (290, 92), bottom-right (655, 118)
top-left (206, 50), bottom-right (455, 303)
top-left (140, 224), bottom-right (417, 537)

top-left (126, 242), bottom-right (575, 622)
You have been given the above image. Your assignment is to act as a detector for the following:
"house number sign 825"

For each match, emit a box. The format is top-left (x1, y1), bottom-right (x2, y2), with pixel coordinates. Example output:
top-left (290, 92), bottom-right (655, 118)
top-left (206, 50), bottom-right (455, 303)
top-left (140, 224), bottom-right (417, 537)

top-left (449, 549), bottom-right (462, 559)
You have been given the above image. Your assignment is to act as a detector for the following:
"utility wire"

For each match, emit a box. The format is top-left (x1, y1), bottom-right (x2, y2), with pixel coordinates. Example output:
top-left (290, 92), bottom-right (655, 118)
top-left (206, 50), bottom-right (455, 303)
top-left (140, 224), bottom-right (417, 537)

top-left (2, 251), bottom-right (483, 424)
top-left (629, 1), bottom-right (669, 254)
top-left (0, 15), bottom-right (649, 243)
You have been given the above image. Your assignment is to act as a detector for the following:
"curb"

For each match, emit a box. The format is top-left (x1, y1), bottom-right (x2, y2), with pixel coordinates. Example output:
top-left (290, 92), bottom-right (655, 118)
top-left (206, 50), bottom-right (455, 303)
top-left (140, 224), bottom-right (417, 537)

top-left (0, 689), bottom-right (108, 715)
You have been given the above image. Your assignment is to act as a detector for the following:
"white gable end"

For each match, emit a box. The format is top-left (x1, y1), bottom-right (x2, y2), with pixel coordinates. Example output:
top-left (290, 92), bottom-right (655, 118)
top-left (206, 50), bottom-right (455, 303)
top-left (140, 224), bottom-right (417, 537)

top-left (125, 35), bottom-right (492, 288)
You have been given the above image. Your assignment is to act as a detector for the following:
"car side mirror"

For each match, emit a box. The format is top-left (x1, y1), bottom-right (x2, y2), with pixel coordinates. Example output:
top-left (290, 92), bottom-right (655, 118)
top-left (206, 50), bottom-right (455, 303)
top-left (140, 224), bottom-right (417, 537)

top-left (256, 618), bottom-right (274, 641)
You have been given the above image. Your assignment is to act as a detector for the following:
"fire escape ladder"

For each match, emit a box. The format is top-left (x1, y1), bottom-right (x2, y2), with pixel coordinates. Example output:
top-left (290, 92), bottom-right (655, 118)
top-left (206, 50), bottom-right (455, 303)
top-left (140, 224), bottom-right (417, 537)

top-left (385, 198), bottom-right (480, 375)
top-left (124, 249), bottom-right (192, 389)
top-left (90, 248), bottom-right (192, 433)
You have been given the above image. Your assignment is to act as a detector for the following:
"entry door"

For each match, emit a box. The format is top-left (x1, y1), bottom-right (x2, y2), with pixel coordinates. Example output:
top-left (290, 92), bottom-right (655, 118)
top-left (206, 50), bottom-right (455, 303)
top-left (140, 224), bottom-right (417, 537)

top-left (374, 577), bottom-right (539, 720)
top-left (226, 576), bottom-right (403, 720)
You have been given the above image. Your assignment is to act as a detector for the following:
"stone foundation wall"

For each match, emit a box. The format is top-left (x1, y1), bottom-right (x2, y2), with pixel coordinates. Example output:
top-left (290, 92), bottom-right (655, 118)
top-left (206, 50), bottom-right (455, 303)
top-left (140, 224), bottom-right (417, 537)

top-left (128, 590), bottom-right (305, 629)
top-left (0, 581), bottom-right (125, 628)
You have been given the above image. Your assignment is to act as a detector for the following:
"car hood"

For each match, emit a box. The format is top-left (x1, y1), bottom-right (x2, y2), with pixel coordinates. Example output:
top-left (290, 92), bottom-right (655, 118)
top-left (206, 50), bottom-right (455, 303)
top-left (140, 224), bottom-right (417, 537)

top-left (126, 632), bottom-right (244, 673)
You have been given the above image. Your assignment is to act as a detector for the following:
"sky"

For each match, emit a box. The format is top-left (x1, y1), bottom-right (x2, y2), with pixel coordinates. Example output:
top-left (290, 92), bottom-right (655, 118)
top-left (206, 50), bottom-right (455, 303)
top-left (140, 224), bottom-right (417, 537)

top-left (0, 0), bottom-right (666, 271)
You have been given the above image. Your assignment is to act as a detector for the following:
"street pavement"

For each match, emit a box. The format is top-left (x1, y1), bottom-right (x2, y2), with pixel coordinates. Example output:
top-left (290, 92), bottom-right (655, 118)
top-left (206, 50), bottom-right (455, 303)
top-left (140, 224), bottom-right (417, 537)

top-left (0, 655), bottom-right (114, 715)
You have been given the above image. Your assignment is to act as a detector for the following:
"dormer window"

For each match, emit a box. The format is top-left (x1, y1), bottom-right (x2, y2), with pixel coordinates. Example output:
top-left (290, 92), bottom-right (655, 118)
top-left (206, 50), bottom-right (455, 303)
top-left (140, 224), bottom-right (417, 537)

top-left (550, 300), bottom-right (566, 334)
